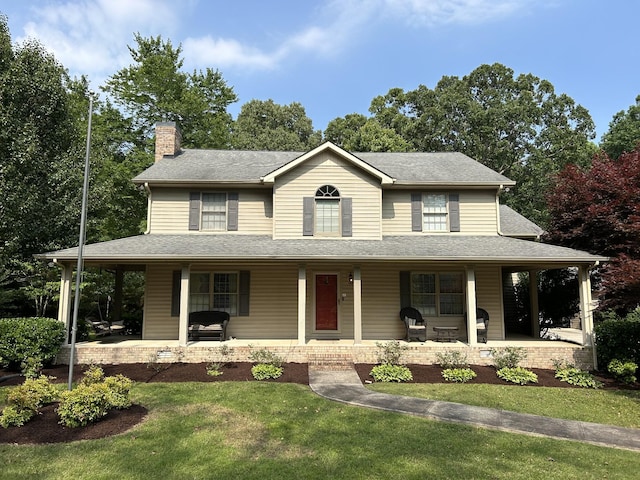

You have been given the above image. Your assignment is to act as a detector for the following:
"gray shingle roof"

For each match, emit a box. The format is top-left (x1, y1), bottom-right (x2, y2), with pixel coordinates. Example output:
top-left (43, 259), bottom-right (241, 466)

top-left (39, 234), bottom-right (605, 264)
top-left (499, 205), bottom-right (544, 238)
top-left (133, 148), bottom-right (515, 186)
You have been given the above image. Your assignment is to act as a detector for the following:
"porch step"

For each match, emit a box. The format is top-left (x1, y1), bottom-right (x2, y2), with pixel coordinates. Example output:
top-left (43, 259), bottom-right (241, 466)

top-left (307, 353), bottom-right (354, 370)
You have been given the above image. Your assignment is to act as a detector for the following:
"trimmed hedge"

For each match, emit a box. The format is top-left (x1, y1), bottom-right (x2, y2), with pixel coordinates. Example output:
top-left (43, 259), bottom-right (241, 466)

top-left (0, 317), bottom-right (65, 367)
top-left (594, 314), bottom-right (640, 368)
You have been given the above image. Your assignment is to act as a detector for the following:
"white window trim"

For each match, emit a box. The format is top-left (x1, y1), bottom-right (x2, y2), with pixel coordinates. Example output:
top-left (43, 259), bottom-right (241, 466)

top-left (201, 192), bottom-right (228, 231)
top-left (422, 193), bottom-right (449, 232)
top-left (410, 271), bottom-right (465, 317)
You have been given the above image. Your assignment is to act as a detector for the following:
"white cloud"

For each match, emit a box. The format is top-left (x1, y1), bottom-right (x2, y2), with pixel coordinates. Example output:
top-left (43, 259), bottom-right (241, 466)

top-left (17, 0), bottom-right (181, 87)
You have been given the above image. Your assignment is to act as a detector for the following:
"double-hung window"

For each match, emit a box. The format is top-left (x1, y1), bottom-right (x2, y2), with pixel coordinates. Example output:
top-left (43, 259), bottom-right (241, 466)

top-left (411, 193), bottom-right (460, 233)
top-left (410, 272), bottom-right (464, 316)
top-left (189, 272), bottom-right (239, 315)
top-left (315, 185), bottom-right (340, 235)
top-left (201, 193), bottom-right (227, 231)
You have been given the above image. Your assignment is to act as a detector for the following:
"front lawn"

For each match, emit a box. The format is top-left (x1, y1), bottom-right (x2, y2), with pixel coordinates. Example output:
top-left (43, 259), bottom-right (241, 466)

top-left (1, 382), bottom-right (639, 479)
top-left (367, 383), bottom-right (640, 428)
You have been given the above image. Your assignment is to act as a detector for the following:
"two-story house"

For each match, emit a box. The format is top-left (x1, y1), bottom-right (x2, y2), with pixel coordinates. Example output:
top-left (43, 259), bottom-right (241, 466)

top-left (43, 122), bottom-right (606, 368)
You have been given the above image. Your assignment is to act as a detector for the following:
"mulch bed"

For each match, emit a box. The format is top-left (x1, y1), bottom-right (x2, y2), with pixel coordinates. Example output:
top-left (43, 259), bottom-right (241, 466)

top-left (0, 362), bottom-right (635, 445)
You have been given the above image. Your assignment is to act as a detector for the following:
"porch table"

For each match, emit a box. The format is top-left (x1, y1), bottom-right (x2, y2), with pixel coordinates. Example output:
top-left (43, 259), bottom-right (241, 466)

top-left (433, 326), bottom-right (459, 342)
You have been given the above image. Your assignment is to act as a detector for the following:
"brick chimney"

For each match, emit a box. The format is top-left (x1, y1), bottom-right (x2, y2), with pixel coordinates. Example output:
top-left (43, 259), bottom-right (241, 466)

top-left (154, 121), bottom-right (182, 162)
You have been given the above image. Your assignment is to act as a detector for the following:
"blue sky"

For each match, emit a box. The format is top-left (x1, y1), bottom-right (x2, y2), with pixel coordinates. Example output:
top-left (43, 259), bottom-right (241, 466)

top-left (1, 0), bottom-right (638, 142)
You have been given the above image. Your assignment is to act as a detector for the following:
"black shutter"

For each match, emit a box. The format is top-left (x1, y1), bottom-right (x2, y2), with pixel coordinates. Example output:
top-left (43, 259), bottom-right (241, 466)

top-left (341, 197), bottom-right (352, 237)
top-left (171, 270), bottom-right (181, 317)
top-left (238, 270), bottom-right (250, 316)
top-left (189, 192), bottom-right (201, 231)
top-left (303, 197), bottom-right (314, 236)
top-left (227, 192), bottom-right (239, 231)
top-left (400, 271), bottom-right (411, 308)
top-left (449, 193), bottom-right (460, 232)
top-left (411, 193), bottom-right (422, 232)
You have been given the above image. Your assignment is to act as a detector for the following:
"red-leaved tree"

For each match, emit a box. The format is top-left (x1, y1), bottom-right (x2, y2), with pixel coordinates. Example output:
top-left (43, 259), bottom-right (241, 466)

top-left (545, 147), bottom-right (640, 313)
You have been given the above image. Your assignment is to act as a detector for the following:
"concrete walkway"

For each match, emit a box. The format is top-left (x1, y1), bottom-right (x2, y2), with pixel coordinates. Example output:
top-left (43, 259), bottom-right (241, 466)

top-left (308, 367), bottom-right (640, 452)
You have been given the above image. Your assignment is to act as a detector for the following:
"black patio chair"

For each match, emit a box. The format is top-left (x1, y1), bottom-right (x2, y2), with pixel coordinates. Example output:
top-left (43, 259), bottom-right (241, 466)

top-left (399, 307), bottom-right (427, 342)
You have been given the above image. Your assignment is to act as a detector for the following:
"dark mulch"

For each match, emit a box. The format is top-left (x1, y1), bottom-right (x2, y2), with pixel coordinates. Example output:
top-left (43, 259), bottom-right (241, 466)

top-left (0, 362), bottom-right (635, 445)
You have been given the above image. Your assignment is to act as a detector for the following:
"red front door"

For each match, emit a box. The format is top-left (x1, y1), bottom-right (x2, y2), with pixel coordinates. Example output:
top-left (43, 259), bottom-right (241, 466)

top-left (316, 274), bottom-right (338, 330)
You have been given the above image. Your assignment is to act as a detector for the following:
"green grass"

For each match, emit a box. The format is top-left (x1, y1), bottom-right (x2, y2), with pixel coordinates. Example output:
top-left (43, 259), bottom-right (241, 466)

top-left (0, 382), bottom-right (639, 479)
top-left (368, 383), bottom-right (640, 428)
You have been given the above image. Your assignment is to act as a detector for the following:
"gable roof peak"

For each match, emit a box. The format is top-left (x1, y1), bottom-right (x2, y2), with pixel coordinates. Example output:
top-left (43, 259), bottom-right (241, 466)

top-left (261, 141), bottom-right (395, 185)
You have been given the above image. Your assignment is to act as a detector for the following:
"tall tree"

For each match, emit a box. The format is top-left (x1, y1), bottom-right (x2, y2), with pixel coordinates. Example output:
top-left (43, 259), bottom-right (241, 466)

top-left (102, 34), bottom-right (237, 149)
top-left (365, 64), bottom-right (596, 226)
top-left (600, 94), bottom-right (640, 160)
top-left (545, 147), bottom-right (640, 314)
top-left (231, 99), bottom-right (322, 151)
top-left (325, 113), bottom-right (412, 152)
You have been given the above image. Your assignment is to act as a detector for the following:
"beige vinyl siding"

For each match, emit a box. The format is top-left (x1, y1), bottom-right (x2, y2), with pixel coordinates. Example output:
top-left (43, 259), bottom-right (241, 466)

top-left (273, 152), bottom-right (382, 239)
top-left (149, 188), bottom-right (273, 234)
top-left (360, 263), bottom-right (405, 340)
top-left (144, 264), bottom-right (179, 339)
top-left (475, 265), bottom-right (505, 340)
top-left (382, 190), bottom-right (498, 235)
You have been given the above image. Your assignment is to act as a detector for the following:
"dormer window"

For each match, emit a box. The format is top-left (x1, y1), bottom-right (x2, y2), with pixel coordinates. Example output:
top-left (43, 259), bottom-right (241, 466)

top-left (303, 185), bottom-right (352, 237)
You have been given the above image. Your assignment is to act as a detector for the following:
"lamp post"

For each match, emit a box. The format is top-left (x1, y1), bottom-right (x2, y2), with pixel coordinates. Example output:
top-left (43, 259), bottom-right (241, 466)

top-left (67, 95), bottom-right (93, 390)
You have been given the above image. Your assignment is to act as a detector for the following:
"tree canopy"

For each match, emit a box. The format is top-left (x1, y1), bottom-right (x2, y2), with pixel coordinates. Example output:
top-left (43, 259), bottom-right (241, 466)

top-left (600, 94), bottom-right (640, 160)
top-left (324, 113), bottom-right (412, 152)
top-left (102, 34), bottom-right (237, 149)
top-left (545, 147), bottom-right (640, 314)
top-left (231, 99), bottom-right (322, 151)
top-left (345, 63), bottom-right (597, 226)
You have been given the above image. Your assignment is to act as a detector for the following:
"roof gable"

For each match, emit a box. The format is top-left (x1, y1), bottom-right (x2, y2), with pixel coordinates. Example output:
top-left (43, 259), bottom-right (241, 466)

top-left (260, 142), bottom-right (395, 185)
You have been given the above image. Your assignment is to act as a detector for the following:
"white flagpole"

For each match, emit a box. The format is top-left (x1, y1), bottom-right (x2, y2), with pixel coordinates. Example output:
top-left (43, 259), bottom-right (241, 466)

top-left (68, 95), bottom-right (93, 390)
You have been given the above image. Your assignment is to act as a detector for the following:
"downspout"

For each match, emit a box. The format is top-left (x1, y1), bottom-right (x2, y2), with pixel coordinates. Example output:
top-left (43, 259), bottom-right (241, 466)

top-left (496, 185), bottom-right (505, 236)
top-left (144, 182), bottom-right (152, 234)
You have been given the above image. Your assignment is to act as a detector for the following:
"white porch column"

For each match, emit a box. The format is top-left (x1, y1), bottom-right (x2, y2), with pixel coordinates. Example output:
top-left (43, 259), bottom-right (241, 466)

top-left (57, 263), bottom-right (73, 342)
top-left (298, 265), bottom-right (307, 345)
top-left (466, 265), bottom-right (478, 346)
top-left (353, 266), bottom-right (362, 344)
top-left (529, 270), bottom-right (540, 338)
top-left (579, 265), bottom-right (595, 347)
top-left (178, 264), bottom-right (191, 346)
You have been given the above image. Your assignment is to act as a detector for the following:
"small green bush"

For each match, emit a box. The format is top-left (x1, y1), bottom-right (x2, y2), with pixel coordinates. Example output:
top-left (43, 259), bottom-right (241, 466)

top-left (206, 363), bottom-right (223, 376)
top-left (57, 383), bottom-right (112, 427)
top-left (553, 362), bottom-right (602, 388)
top-left (497, 367), bottom-right (538, 385)
top-left (442, 367), bottom-right (477, 383)
top-left (491, 347), bottom-right (527, 369)
top-left (20, 356), bottom-right (44, 379)
top-left (375, 340), bottom-right (408, 365)
top-left (103, 374), bottom-right (133, 409)
top-left (251, 363), bottom-right (283, 380)
top-left (607, 359), bottom-right (638, 385)
top-left (80, 364), bottom-right (106, 385)
top-left (249, 347), bottom-right (284, 368)
top-left (1, 376), bottom-right (58, 428)
top-left (594, 310), bottom-right (640, 367)
top-left (0, 405), bottom-right (34, 428)
top-left (369, 364), bottom-right (413, 382)
top-left (0, 317), bottom-right (65, 367)
top-left (436, 350), bottom-right (469, 369)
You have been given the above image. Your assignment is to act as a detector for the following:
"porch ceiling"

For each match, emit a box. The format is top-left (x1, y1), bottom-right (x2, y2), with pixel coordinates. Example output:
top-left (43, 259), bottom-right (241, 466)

top-left (37, 234), bottom-right (607, 266)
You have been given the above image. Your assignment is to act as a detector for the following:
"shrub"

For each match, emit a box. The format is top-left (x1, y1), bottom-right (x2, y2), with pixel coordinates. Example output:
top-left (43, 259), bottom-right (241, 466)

top-left (594, 310), bottom-right (640, 367)
top-left (0, 317), bottom-right (65, 367)
top-left (442, 367), bottom-right (477, 383)
top-left (1, 375), bottom-right (58, 428)
top-left (491, 347), bottom-right (527, 369)
top-left (555, 367), bottom-right (602, 388)
top-left (20, 356), bottom-right (44, 379)
top-left (80, 364), bottom-right (106, 385)
top-left (206, 344), bottom-right (235, 376)
top-left (103, 374), bottom-right (133, 409)
top-left (0, 405), bottom-right (34, 428)
top-left (436, 350), bottom-right (469, 369)
top-left (57, 383), bottom-right (112, 427)
top-left (375, 340), bottom-right (408, 365)
top-left (496, 367), bottom-right (538, 385)
top-left (251, 363), bottom-right (283, 380)
top-left (607, 359), bottom-right (638, 385)
top-left (370, 364), bottom-right (413, 382)
top-left (249, 347), bottom-right (284, 368)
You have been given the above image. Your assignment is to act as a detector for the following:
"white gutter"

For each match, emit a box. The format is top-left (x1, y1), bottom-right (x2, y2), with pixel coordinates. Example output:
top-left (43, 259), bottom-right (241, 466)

top-left (144, 183), bottom-right (152, 234)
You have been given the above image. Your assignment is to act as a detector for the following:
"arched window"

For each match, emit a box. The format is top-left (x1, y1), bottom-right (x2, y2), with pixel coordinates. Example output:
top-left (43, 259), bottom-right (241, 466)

top-left (315, 185), bottom-right (340, 234)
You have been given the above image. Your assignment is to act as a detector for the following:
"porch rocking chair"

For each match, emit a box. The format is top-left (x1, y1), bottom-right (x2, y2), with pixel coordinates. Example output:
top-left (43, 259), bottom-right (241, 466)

top-left (476, 308), bottom-right (489, 343)
top-left (399, 307), bottom-right (427, 342)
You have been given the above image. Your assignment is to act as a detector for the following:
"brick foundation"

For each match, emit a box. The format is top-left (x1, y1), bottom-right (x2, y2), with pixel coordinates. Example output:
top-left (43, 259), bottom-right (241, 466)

top-left (55, 342), bottom-right (594, 370)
